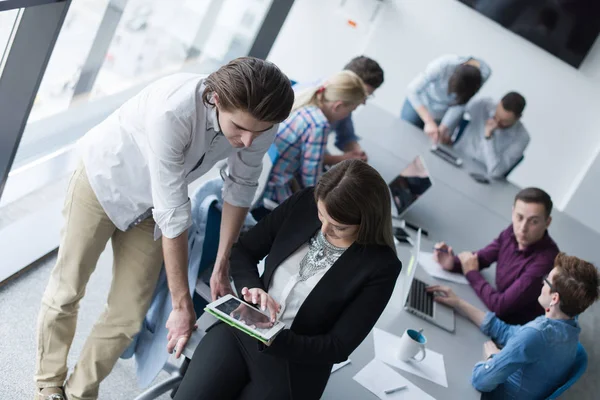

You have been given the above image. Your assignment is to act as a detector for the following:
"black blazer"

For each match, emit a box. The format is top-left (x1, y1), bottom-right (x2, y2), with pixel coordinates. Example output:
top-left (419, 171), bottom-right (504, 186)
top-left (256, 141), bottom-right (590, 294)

top-left (230, 188), bottom-right (402, 399)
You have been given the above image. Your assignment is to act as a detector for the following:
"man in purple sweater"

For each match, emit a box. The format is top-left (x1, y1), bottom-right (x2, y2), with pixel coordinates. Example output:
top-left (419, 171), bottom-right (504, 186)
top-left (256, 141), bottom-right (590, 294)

top-left (434, 187), bottom-right (559, 325)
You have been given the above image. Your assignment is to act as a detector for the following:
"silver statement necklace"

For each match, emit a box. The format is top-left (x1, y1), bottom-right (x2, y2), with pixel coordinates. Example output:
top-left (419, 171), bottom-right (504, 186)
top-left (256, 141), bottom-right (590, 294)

top-left (298, 230), bottom-right (348, 282)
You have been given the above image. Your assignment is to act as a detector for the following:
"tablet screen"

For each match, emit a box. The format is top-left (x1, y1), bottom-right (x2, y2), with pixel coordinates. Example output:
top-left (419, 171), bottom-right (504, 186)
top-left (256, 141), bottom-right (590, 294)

top-left (215, 297), bottom-right (273, 334)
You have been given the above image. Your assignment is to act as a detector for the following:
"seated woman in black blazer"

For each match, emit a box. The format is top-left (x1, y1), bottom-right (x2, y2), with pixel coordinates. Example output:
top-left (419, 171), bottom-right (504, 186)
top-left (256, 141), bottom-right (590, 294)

top-left (174, 159), bottom-right (403, 400)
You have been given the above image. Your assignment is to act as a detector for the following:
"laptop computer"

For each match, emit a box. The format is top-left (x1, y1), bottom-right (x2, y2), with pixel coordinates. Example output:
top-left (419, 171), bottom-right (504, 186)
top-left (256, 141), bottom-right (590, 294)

top-left (430, 144), bottom-right (463, 167)
top-left (388, 155), bottom-right (433, 219)
top-left (398, 229), bottom-right (455, 332)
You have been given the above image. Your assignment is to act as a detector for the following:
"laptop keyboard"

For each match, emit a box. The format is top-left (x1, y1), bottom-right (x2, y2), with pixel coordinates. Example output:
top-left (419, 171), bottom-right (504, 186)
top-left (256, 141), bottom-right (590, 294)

top-left (407, 279), bottom-right (434, 317)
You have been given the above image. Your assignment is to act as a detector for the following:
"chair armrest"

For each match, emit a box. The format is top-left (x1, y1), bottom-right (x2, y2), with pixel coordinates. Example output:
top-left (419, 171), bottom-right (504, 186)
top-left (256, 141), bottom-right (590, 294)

top-left (182, 311), bottom-right (218, 359)
top-left (195, 280), bottom-right (212, 303)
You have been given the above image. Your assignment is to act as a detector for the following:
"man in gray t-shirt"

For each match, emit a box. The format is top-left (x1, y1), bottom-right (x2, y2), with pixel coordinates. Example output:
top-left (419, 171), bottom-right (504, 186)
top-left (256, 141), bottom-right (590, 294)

top-left (454, 92), bottom-right (530, 178)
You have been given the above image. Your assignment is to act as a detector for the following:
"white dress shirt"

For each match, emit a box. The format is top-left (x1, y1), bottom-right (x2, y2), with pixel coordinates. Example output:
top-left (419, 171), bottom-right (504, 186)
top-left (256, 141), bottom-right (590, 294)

top-left (455, 98), bottom-right (530, 178)
top-left (79, 73), bottom-right (277, 239)
top-left (268, 244), bottom-right (333, 328)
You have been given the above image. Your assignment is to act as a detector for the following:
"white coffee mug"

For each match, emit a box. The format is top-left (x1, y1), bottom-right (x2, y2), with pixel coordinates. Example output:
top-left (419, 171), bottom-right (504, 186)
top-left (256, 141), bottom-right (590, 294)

top-left (396, 329), bottom-right (427, 362)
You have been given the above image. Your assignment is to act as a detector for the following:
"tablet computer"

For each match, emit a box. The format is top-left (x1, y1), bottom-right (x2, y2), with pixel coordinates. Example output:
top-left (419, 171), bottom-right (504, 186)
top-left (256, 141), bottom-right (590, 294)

top-left (205, 294), bottom-right (285, 344)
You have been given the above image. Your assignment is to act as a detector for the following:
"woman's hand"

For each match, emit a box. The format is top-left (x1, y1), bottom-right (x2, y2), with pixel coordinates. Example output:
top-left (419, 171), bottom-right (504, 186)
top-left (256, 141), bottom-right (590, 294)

top-left (240, 287), bottom-right (281, 323)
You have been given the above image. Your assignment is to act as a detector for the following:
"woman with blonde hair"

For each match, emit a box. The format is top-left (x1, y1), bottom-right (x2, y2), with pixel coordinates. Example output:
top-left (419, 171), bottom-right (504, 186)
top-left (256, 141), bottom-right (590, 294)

top-left (263, 70), bottom-right (367, 205)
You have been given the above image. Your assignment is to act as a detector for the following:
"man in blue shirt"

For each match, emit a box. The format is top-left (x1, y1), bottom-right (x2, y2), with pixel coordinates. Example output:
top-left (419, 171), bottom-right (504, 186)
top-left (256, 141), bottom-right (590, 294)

top-left (293, 56), bottom-right (384, 166)
top-left (427, 252), bottom-right (599, 399)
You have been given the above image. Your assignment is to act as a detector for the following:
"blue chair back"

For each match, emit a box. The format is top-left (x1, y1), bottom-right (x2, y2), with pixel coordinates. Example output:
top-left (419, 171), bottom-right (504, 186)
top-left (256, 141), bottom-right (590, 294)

top-left (546, 342), bottom-right (587, 399)
top-left (267, 142), bottom-right (280, 166)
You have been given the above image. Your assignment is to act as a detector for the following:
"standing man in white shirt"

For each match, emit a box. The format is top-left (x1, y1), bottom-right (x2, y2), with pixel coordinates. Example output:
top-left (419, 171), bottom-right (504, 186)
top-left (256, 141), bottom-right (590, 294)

top-left (34, 57), bottom-right (294, 400)
top-left (454, 92), bottom-right (530, 178)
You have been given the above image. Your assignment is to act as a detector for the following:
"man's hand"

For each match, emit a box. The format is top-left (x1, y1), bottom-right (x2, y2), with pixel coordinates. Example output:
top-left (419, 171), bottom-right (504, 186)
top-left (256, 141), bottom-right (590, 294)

top-left (483, 340), bottom-right (501, 360)
top-left (424, 121), bottom-right (440, 143)
top-left (458, 251), bottom-right (479, 275)
top-left (210, 259), bottom-right (234, 301)
top-left (433, 242), bottom-right (455, 271)
top-left (240, 287), bottom-right (281, 323)
top-left (438, 124), bottom-right (452, 144)
top-left (484, 118), bottom-right (498, 139)
top-left (426, 285), bottom-right (461, 308)
top-left (165, 301), bottom-right (197, 359)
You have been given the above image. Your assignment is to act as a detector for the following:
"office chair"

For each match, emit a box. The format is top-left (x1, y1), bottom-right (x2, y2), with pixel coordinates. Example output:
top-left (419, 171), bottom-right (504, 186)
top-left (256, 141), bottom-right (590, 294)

top-left (546, 342), bottom-right (587, 399)
top-left (452, 118), bottom-right (470, 144)
top-left (503, 155), bottom-right (524, 178)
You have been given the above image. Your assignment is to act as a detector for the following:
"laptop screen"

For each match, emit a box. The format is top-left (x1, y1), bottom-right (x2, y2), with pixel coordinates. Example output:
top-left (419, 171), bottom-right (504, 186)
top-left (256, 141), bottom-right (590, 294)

top-left (400, 229), bottom-right (422, 308)
top-left (389, 156), bottom-right (432, 217)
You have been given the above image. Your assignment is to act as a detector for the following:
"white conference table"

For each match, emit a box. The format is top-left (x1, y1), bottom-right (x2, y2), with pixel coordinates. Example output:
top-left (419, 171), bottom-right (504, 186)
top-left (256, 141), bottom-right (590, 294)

top-left (352, 105), bottom-right (520, 223)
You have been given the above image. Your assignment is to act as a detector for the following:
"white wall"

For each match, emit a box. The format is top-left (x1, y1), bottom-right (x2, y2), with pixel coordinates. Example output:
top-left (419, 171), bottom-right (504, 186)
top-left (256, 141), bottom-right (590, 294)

top-left (564, 144), bottom-right (600, 233)
top-left (268, 0), bottom-right (600, 218)
top-left (268, 0), bottom-right (381, 83)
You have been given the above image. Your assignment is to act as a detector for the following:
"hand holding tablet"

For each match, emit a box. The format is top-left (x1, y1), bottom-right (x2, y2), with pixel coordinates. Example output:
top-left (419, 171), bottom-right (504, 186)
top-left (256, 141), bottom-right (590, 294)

top-left (239, 287), bottom-right (281, 323)
top-left (205, 293), bottom-right (285, 344)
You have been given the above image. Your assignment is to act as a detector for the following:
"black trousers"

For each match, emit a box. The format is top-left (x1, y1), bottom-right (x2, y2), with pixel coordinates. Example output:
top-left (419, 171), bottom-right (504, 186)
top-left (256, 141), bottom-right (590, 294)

top-left (174, 323), bottom-right (291, 400)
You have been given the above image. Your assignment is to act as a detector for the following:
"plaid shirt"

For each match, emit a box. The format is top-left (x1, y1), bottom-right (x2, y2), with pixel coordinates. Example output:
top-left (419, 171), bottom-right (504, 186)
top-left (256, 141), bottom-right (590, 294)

top-left (264, 105), bottom-right (330, 204)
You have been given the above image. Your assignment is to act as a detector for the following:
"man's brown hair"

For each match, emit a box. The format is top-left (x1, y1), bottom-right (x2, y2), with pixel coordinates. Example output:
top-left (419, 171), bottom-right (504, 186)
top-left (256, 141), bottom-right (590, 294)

top-left (344, 56), bottom-right (384, 89)
top-left (202, 57), bottom-right (294, 123)
top-left (514, 187), bottom-right (553, 218)
top-left (551, 252), bottom-right (600, 317)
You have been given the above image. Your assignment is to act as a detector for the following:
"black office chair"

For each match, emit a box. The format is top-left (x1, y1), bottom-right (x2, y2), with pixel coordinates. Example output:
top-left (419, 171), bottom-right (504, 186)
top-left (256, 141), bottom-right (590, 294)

top-left (452, 118), bottom-right (470, 144)
top-left (503, 155), bottom-right (524, 178)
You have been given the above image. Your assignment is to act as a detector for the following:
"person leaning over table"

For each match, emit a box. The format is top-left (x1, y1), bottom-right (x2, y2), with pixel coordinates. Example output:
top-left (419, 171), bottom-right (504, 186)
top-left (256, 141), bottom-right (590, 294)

top-left (401, 54), bottom-right (491, 144)
top-left (34, 57), bottom-right (294, 400)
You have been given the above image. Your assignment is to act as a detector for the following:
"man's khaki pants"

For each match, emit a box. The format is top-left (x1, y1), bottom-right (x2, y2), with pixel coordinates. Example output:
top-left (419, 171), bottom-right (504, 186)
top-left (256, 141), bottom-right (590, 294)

top-left (35, 163), bottom-right (164, 400)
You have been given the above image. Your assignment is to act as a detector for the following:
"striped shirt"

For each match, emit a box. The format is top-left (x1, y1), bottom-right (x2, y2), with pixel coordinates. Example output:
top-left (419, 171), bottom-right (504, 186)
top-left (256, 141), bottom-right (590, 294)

top-left (406, 54), bottom-right (492, 132)
top-left (264, 105), bottom-right (330, 204)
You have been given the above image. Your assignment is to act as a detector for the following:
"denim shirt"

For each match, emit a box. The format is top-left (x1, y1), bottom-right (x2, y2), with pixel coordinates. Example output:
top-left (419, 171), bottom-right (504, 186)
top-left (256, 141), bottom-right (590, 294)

top-left (473, 312), bottom-right (580, 399)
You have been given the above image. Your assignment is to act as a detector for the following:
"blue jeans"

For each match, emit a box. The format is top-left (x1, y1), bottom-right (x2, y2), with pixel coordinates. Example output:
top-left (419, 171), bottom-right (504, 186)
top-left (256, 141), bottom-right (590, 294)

top-left (401, 99), bottom-right (425, 129)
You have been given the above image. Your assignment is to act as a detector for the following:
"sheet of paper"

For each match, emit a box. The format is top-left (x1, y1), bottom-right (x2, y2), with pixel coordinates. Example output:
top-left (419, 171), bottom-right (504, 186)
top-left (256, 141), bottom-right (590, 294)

top-left (332, 359), bottom-right (351, 373)
top-left (353, 359), bottom-right (436, 400)
top-left (373, 328), bottom-right (448, 388)
top-left (419, 251), bottom-right (468, 285)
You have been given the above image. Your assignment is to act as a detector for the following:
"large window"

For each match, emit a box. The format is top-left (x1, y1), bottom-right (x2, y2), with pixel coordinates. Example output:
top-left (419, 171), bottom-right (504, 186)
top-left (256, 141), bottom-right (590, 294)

top-left (12, 0), bottom-right (274, 169)
top-left (0, 9), bottom-right (21, 77)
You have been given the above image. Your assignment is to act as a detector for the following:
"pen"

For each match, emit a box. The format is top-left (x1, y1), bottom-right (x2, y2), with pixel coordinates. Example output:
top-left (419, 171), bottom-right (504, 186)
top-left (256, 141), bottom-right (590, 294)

top-left (384, 385), bottom-right (407, 394)
top-left (433, 246), bottom-right (449, 253)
